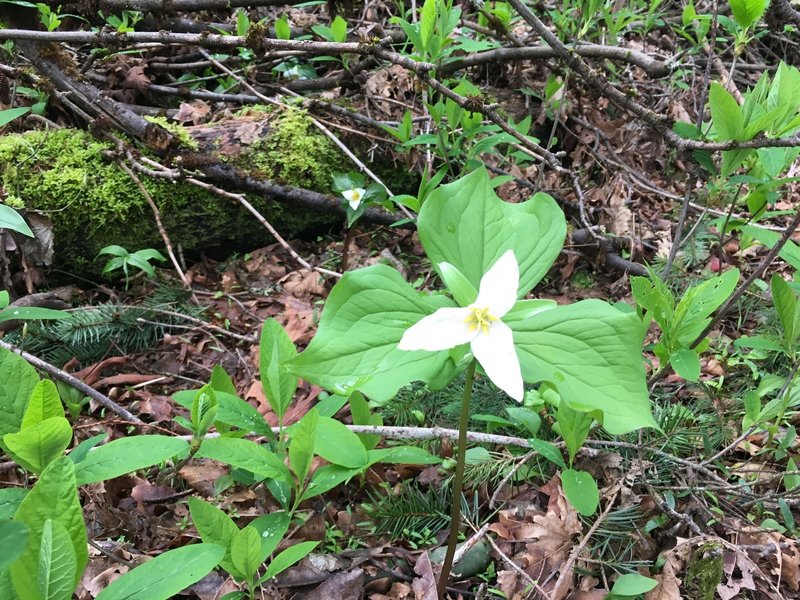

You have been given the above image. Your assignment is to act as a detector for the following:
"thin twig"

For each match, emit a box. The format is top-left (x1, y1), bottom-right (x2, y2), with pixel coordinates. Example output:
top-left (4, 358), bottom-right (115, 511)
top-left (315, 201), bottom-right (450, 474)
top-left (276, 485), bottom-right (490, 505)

top-left (649, 207), bottom-right (800, 387)
top-left (118, 160), bottom-right (199, 302)
top-left (662, 1), bottom-right (719, 277)
top-left (483, 533), bottom-right (550, 600)
top-left (489, 451), bottom-right (535, 510)
top-left (0, 340), bottom-right (144, 424)
top-left (184, 177), bottom-right (343, 278)
top-left (550, 480), bottom-right (623, 599)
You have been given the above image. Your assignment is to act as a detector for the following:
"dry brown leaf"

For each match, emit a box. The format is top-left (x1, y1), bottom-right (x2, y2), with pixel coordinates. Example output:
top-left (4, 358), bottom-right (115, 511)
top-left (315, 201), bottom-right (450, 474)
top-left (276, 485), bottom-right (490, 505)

top-left (370, 581), bottom-right (412, 599)
top-left (301, 568), bottom-right (364, 600)
top-left (717, 551), bottom-right (757, 600)
top-left (571, 591), bottom-right (608, 599)
top-left (188, 571), bottom-right (239, 600)
top-left (174, 100), bottom-right (210, 124)
top-left (281, 269), bottom-right (326, 298)
top-left (179, 461), bottom-right (230, 496)
top-left (82, 565), bottom-right (129, 597)
top-left (411, 552), bottom-right (437, 600)
top-left (122, 65), bottom-right (149, 90)
top-left (606, 177), bottom-right (635, 237)
top-left (365, 64), bottom-right (413, 99)
top-left (529, 484), bottom-right (582, 565)
top-left (496, 569), bottom-right (520, 600)
top-left (130, 478), bottom-right (177, 514)
top-left (777, 542), bottom-right (800, 591)
top-left (136, 394), bottom-right (173, 422)
top-left (645, 559), bottom-right (683, 600)
top-left (280, 295), bottom-right (317, 343)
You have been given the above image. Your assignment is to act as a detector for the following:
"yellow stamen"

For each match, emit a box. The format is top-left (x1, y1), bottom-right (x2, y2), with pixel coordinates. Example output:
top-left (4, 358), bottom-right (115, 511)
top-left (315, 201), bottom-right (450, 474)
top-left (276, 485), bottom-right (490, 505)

top-left (465, 307), bottom-right (496, 335)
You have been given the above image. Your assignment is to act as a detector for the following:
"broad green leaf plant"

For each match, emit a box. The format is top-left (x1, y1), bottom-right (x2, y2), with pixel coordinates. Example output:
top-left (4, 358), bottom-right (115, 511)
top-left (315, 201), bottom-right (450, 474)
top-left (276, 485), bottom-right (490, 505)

top-left (288, 167), bottom-right (655, 592)
top-left (0, 345), bottom-right (227, 600)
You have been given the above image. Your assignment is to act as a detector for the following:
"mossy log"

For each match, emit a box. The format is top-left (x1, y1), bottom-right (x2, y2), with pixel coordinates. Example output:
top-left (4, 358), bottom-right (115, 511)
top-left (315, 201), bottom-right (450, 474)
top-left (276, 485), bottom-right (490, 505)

top-left (0, 108), bottom-right (348, 277)
top-left (683, 542), bottom-right (724, 600)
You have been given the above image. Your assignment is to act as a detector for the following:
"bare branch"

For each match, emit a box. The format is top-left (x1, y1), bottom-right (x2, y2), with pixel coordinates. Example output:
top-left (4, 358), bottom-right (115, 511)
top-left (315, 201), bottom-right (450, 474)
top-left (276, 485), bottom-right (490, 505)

top-left (439, 42), bottom-right (671, 78)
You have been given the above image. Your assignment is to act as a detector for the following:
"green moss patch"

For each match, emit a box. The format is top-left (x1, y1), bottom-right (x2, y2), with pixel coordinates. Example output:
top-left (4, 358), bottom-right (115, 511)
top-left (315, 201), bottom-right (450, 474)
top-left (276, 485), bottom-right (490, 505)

top-left (0, 120), bottom-right (342, 277)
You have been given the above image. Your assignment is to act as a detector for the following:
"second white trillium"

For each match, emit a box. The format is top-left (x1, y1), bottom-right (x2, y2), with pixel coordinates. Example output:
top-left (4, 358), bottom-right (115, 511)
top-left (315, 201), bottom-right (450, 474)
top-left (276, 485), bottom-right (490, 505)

top-left (342, 188), bottom-right (366, 210)
top-left (398, 249), bottom-right (524, 402)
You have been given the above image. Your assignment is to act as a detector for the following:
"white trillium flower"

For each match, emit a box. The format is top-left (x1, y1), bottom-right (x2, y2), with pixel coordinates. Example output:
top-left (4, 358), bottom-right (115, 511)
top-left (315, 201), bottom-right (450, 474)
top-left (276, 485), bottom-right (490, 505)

top-left (397, 249), bottom-right (524, 401)
top-left (342, 188), bottom-right (366, 211)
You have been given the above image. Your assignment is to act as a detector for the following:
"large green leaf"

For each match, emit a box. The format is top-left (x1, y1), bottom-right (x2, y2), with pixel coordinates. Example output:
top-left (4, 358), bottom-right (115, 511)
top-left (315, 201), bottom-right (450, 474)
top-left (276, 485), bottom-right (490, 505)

top-left (10, 457), bottom-right (87, 599)
top-left (73, 436), bottom-right (189, 485)
top-left (289, 409), bottom-right (318, 484)
top-left (261, 541), bottom-right (319, 582)
top-left (417, 167), bottom-right (565, 297)
top-left (287, 265), bottom-right (458, 400)
top-left (561, 469), bottom-right (598, 516)
top-left (708, 82), bottom-right (752, 175)
top-left (259, 319), bottom-right (298, 421)
top-left (314, 416), bottom-right (368, 469)
top-left (671, 268), bottom-right (739, 345)
top-left (419, 0), bottom-right (436, 52)
top-left (0, 348), bottom-right (40, 440)
top-left (740, 226), bottom-right (800, 272)
top-left (729, 0), bottom-right (768, 29)
top-left (95, 544), bottom-right (225, 600)
top-left (20, 380), bottom-right (64, 429)
top-left (172, 390), bottom-right (271, 436)
top-left (4, 417), bottom-right (73, 474)
top-left (709, 82), bottom-right (744, 142)
top-left (0, 488), bottom-right (27, 520)
top-left (195, 437), bottom-right (292, 484)
top-left (0, 307), bottom-right (70, 324)
top-left (36, 519), bottom-right (77, 600)
top-left (188, 497), bottom-right (241, 578)
top-left (249, 511), bottom-right (292, 561)
top-left (0, 201), bottom-right (33, 237)
top-left (772, 275), bottom-right (800, 346)
top-left (0, 520), bottom-right (28, 570)
top-left (230, 526), bottom-right (261, 581)
top-left (508, 300), bottom-right (655, 434)
top-left (300, 465), bottom-right (363, 501)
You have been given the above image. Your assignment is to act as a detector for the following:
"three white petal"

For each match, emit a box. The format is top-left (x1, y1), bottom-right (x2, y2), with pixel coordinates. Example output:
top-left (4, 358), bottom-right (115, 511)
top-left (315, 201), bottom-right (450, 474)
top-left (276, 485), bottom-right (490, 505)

top-left (342, 188), bottom-right (366, 211)
top-left (397, 250), bottom-right (524, 401)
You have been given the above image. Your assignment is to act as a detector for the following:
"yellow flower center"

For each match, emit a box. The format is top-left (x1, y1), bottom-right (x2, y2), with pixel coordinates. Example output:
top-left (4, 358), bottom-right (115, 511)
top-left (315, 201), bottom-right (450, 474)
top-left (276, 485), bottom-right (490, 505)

top-left (350, 190), bottom-right (361, 201)
top-left (466, 307), bottom-right (496, 335)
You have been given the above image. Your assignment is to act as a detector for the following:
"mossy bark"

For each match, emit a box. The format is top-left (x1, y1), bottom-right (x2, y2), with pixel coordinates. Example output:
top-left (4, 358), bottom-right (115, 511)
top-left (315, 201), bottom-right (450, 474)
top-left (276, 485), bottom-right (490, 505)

top-left (0, 108), bottom-right (345, 277)
top-left (683, 542), bottom-right (724, 600)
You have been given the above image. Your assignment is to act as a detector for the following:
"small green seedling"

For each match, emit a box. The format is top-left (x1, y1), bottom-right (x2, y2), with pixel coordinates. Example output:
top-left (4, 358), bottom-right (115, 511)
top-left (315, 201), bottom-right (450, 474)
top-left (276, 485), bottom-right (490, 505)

top-left (98, 245), bottom-right (167, 288)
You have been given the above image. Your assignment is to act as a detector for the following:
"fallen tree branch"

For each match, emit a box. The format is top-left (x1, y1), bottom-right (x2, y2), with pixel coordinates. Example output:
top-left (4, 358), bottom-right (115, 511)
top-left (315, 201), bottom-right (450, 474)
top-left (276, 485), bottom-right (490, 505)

top-left (59, 0), bottom-right (306, 11)
top-left (570, 228), bottom-right (649, 276)
top-left (767, 0), bottom-right (800, 30)
top-left (0, 29), bottom-right (431, 71)
top-left (439, 42), bottom-right (671, 78)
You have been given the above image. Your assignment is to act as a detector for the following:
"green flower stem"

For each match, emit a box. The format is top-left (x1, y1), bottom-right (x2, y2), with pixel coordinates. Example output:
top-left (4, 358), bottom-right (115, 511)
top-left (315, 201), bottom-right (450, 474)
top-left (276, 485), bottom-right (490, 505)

top-left (437, 359), bottom-right (476, 599)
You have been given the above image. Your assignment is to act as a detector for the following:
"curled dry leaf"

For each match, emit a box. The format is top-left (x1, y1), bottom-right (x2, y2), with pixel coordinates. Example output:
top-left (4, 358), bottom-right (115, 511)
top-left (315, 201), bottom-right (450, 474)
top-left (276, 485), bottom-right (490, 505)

top-left (717, 551), bottom-right (757, 600)
top-left (489, 478), bottom-right (582, 598)
top-left (281, 269), bottom-right (327, 299)
top-left (645, 558), bottom-right (682, 600)
top-left (174, 100), bottom-right (211, 125)
top-left (411, 552), bottom-right (437, 600)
